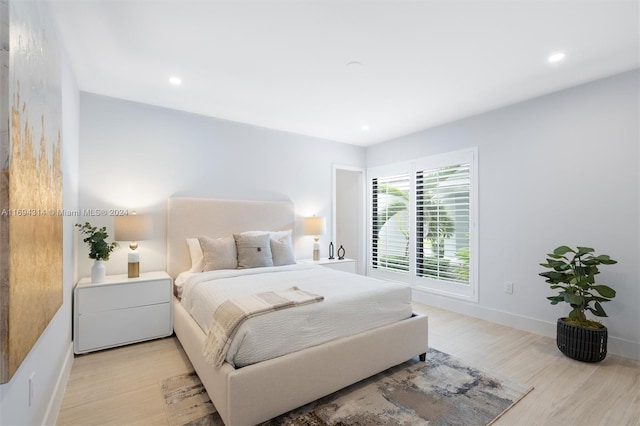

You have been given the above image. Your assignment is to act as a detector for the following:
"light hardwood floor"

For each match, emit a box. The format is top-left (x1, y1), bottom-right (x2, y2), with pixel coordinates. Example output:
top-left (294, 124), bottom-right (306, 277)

top-left (57, 303), bottom-right (640, 426)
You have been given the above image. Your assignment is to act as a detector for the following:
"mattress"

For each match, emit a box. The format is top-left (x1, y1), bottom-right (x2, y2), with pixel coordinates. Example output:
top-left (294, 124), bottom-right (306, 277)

top-left (179, 263), bottom-right (413, 368)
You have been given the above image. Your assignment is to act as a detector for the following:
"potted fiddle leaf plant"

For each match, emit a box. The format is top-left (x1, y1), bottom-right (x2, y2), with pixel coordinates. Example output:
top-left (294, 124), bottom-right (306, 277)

top-left (76, 222), bottom-right (119, 283)
top-left (539, 245), bottom-right (617, 362)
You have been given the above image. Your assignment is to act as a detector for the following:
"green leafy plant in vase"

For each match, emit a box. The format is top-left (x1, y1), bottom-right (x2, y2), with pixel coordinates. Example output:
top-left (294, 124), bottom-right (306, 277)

top-left (539, 245), bottom-right (617, 362)
top-left (76, 222), bottom-right (119, 283)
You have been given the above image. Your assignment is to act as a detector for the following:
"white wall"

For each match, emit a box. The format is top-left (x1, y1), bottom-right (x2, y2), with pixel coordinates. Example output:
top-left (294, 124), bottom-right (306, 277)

top-left (77, 93), bottom-right (366, 278)
top-left (335, 168), bottom-right (365, 273)
top-left (0, 28), bottom-right (79, 426)
top-left (367, 70), bottom-right (640, 359)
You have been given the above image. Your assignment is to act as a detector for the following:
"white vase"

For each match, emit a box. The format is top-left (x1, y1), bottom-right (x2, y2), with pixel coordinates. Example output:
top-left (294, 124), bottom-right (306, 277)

top-left (91, 260), bottom-right (106, 283)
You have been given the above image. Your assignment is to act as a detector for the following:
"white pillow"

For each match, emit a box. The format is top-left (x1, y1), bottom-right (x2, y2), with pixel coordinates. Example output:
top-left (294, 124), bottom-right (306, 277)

top-left (271, 229), bottom-right (293, 241)
top-left (271, 233), bottom-right (296, 266)
top-left (198, 236), bottom-right (238, 271)
top-left (186, 238), bottom-right (204, 272)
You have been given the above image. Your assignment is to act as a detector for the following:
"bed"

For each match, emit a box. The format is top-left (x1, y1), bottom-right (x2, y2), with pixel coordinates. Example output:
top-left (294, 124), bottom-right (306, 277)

top-left (167, 197), bottom-right (429, 426)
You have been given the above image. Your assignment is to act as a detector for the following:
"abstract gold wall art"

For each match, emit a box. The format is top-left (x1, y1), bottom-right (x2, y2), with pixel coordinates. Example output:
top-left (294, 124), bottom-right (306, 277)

top-left (0, 0), bottom-right (62, 384)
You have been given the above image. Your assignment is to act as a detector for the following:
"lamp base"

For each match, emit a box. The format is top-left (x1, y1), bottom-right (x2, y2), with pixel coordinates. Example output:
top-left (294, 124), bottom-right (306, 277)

top-left (128, 262), bottom-right (140, 278)
top-left (313, 240), bottom-right (320, 261)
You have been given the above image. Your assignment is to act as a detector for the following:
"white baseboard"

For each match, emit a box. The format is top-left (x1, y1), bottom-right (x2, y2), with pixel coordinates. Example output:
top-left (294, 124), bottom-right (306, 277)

top-left (42, 342), bottom-right (74, 426)
top-left (412, 288), bottom-right (639, 360)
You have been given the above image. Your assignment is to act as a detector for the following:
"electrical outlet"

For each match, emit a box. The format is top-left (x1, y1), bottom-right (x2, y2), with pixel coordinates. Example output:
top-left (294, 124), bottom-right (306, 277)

top-left (504, 282), bottom-right (514, 294)
top-left (29, 372), bottom-right (35, 407)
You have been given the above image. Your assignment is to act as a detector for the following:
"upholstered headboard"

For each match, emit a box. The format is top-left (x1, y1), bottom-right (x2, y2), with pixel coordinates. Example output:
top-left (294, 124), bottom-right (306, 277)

top-left (166, 197), bottom-right (295, 278)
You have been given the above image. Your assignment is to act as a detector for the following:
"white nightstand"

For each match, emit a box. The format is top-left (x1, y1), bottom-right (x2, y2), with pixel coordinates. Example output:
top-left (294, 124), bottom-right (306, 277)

top-left (73, 271), bottom-right (173, 354)
top-left (298, 257), bottom-right (357, 273)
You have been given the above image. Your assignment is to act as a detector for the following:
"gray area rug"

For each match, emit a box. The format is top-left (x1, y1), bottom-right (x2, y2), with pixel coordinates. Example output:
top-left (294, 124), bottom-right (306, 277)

top-left (160, 348), bottom-right (533, 426)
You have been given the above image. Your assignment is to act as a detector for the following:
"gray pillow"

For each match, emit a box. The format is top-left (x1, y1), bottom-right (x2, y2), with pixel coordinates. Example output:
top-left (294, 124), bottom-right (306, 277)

top-left (271, 234), bottom-right (296, 266)
top-left (234, 233), bottom-right (273, 269)
top-left (198, 236), bottom-right (238, 271)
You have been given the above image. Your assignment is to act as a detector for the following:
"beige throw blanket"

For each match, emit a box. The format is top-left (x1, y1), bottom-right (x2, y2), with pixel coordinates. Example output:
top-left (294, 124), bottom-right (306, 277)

top-left (203, 286), bottom-right (324, 367)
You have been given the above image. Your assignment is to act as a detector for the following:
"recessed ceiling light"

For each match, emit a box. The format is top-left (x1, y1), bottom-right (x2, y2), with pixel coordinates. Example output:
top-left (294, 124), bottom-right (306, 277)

top-left (547, 52), bottom-right (566, 64)
top-left (169, 76), bottom-right (182, 85)
top-left (361, 125), bottom-right (370, 132)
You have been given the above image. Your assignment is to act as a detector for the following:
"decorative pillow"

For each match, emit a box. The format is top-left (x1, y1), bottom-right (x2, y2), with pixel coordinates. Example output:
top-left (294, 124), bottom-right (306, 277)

top-left (234, 233), bottom-right (273, 269)
top-left (271, 233), bottom-right (296, 266)
top-left (186, 238), bottom-right (205, 272)
top-left (198, 236), bottom-right (238, 271)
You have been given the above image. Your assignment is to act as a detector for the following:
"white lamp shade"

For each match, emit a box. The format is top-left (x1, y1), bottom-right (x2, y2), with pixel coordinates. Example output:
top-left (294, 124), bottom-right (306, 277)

top-left (114, 214), bottom-right (154, 242)
top-left (303, 216), bottom-right (326, 236)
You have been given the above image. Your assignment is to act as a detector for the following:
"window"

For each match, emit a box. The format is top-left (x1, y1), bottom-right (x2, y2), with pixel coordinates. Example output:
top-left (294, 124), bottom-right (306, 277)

top-left (368, 149), bottom-right (477, 301)
top-left (371, 173), bottom-right (410, 274)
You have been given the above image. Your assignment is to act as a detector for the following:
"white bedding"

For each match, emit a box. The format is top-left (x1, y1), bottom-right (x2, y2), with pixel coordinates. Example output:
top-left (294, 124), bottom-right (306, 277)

top-left (179, 263), bottom-right (412, 368)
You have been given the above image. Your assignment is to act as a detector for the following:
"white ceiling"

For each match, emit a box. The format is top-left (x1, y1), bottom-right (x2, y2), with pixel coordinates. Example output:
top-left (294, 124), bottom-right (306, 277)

top-left (49, 0), bottom-right (639, 146)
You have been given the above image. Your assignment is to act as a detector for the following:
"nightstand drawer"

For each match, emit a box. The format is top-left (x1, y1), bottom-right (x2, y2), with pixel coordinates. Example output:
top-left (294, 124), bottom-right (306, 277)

top-left (323, 261), bottom-right (356, 273)
top-left (298, 258), bottom-right (357, 274)
top-left (76, 279), bottom-right (171, 314)
top-left (76, 303), bottom-right (172, 353)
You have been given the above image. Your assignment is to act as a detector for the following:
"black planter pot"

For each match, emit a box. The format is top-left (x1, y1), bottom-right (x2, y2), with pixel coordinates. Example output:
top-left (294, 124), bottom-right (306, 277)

top-left (556, 318), bottom-right (607, 362)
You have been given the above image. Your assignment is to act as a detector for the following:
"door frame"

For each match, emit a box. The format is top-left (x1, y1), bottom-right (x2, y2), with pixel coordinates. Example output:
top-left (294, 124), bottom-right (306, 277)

top-left (332, 164), bottom-right (366, 274)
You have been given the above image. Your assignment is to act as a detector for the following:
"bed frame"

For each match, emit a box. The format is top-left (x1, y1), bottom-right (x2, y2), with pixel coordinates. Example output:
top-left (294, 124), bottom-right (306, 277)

top-left (167, 197), bottom-right (429, 425)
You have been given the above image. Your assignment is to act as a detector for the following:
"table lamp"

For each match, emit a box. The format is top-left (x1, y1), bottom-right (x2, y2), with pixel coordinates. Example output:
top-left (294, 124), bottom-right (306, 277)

top-left (303, 216), bottom-right (326, 261)
top-left (114, 212), bottom-right (153, 278)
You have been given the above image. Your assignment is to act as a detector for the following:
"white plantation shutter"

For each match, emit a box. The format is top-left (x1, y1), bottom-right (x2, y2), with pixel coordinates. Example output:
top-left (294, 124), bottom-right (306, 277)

top-left (416, 164), bottom-right (471, 284)
top-left (371, 173), bottom-right (411, 273)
